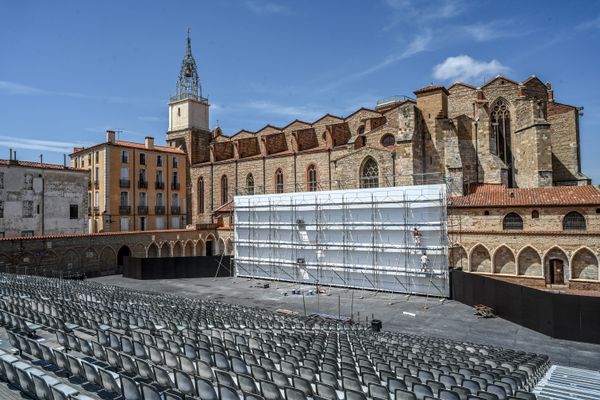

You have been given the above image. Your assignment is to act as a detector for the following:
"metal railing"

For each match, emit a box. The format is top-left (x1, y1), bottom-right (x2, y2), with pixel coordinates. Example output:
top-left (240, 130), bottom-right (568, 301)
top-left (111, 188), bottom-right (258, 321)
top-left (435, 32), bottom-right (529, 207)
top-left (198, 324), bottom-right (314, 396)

top-left (155, 206), bottom-right (165, 215)
top-left (137, 206), bottom-right (148, 215)
top-left (171, 182), bottom-right (180, 190)
top-left (171, 206), bottom-right (181, 215)
top-left (155, 181), bottom-right (164, 190)
top-left (119, 179), bottom-right (130, 188)
top-left (138, 180), bottom-right (148, 189)
top-left (119, 206), bottom-right (131, 215)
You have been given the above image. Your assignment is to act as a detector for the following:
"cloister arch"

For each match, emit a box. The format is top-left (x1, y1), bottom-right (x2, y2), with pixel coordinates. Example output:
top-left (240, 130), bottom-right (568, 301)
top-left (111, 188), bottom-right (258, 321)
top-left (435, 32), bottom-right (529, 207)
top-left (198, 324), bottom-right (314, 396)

top-left (470, 244), bottom-right (491, 273)
top-left (571, 247), bottom-right (599, 280)
top-left (225, 239), bottom-right (234, 256)
top-left (147, 243), bottom-right (159, 257)
top-left (195, 239), bottom-right (205, 256)
top-left (132, 243), bottom-right (146, 258)
top-left (99, 246), bottom-right (116, 267)
top-left (217, 238), bottom-right (225, 256)
top-left (159, 242), bottom-right (170, 257)
top-left (172, 241), bottom-right (183, 257)
top-left (184, 240), bottom-right (194, 256)
top-left (517, 246), bottom-right (542, 276)
top-left (63, 249), bottom-right (81, 271)
top-left (493, 245), bottom-right (516, 274)
top-left (544, 246), bottom-right (569, 285)
top-left (449, 246), bottom-right (468, 270)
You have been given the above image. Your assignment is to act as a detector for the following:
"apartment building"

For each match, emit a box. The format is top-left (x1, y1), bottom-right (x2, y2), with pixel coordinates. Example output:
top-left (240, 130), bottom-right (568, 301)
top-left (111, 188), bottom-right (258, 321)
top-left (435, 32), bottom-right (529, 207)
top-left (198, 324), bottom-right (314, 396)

top-left (70, 131), bottom-right (187, 232)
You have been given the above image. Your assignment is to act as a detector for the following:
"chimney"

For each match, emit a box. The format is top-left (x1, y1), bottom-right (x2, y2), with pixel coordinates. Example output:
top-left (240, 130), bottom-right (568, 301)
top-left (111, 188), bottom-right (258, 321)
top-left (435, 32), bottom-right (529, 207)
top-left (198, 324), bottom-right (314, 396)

top-left (145, 136), bottom-right (154, 149)
top-left (9, 150), bottom-right (17, 165)
top-left (106, 130), bottom-right (116, 143)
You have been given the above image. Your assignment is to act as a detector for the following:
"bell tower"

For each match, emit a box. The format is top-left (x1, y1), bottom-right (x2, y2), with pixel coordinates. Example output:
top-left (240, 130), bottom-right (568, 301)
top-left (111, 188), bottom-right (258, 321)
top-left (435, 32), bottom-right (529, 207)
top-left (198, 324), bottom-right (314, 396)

top-left (166, 30), bottom-right (211, 164)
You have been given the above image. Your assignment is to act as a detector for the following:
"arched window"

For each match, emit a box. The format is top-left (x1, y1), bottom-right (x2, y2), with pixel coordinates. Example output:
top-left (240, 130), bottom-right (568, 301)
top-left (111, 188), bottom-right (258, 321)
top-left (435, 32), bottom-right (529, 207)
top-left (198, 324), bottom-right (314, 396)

top-left (357, 125), bottom-right (365, 135)
top-left (503, 212), bottom-right (523, 230)
top-left (275, 169), bottom-right (284, 193)
top-left (563, 211), bottom-right (586, 230)
top-left (531, 210), bottom-right (539, 219)
top-left (381, 134), bottom-right (395, 147)
top-left (491, 99), bottom-right (513, 186)
top-left (307, 165), bottom-right (317, 192)
top-left (246, 173), bottom-right (254, 195)
top-left (221, 175), bottom-right (228, 205)
top-left (360, 157), bottom-right (379, 188)
top-left (197, 177), bottom-right (204, 213)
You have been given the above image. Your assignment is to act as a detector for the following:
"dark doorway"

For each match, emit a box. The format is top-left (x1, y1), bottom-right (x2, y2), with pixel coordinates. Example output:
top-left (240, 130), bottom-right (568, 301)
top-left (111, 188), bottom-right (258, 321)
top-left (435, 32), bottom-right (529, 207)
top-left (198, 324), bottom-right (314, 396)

top-left (117, 245), bottom-right (131, 266)
top-left (206, 241), bottom-right (213, 257)
top-left (549, 259), bottom-right (565, 284)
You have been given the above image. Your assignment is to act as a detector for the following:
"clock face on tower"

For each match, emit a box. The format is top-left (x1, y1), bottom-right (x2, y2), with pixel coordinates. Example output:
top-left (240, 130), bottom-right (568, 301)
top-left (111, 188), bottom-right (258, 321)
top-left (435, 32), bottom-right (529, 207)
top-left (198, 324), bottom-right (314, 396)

top-left (185, 66), bottom-right (193, 78)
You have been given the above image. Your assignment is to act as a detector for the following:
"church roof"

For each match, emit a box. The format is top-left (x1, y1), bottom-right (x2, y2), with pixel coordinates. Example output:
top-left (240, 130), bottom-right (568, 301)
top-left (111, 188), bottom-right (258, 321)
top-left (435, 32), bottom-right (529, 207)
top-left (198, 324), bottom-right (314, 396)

top-left (0, 159), bottom-right (86, 172)
top-left (414, 85), bottom-right (449, 95)
top-left (449, 184), bottom-right (600, 207)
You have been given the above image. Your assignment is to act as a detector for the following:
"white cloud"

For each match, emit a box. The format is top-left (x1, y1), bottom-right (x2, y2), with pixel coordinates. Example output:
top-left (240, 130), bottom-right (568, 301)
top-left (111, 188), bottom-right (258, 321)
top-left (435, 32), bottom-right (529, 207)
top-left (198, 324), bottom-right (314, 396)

top-left (243, 100), bottom-right (323, 120)
top-left (461, 20), bottom-right (531, 42)
top-left (317, 30), bottom-right (433, 93)
top-left (432, 55), bottom-right (509, 83)
top-left (0, 81), bottom-right (44, 95)
top-left (577, 15), bottom-right (600, 30)
top-left (383, 0), bottom-right (464, 22)
top-left (245, 1), bottom-right (291, 16)
top-left (137, 116), bottom-right (165, 123)
top-left (0, 135), bottom-right (87, 154)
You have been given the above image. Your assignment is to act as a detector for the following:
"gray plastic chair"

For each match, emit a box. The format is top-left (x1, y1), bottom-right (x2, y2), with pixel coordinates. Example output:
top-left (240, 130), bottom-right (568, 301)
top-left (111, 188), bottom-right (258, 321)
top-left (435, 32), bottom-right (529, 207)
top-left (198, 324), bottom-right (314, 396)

top-left (140, 382), bottom-right (163, 400)
top-left (50, 383), bottom-right (79, 400)
top-left (32, 373), bottom-right (60, 400)
top-left (260, 379), bottom-right (283, 400)
top-left (136, 358), bottom-right (155, 381)
top-left (285, 386), bottom-right (308, 400)
top-left (395, 389), bottom-right (417, 400)
top-left (154, 365), bottom-right (175, 389)
top-left (220, 384), bottom-right (242, 400)
top-left (99, 368), bottom-right (122, 395)
top-left (175, 368), bottom-right (196, 397)
top-left (121, 353), bottom-right (139, 376)
top-left (238, 373), bottom-right (259, 394)
top-left (368, 383), bottom-right (389, 400)
top-left (344, 389), bottom-right (367, 400)
top-left (315, 382), bottom-right (338, 400)
top-left (195, 376), bottom-right (218, 400)
top-left (120, 374), bottom-right (142, 400)
top-left (66, 354), bottom-right (85, 379)
top-left (81, 360), bottom-right (102, 387)
top-left (439, 389), bottom-right (461, 400)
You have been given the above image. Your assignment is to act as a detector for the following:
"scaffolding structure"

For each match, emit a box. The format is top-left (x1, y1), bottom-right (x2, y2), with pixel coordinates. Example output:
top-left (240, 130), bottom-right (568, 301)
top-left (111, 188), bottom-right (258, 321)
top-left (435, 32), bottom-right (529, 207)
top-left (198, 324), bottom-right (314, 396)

top-left (234, 184), bottom-right (449, 297)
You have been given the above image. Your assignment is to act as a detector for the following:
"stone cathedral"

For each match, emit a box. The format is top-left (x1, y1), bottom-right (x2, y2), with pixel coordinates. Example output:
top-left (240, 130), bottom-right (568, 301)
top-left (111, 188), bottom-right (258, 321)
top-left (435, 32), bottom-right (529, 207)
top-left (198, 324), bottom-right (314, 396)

top-left (164, 35), bottom-right (589, 228)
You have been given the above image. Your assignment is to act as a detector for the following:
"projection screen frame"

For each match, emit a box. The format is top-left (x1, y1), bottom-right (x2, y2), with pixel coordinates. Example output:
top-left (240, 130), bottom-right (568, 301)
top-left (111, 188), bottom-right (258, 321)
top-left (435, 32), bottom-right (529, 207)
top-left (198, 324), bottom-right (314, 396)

top-left (233, 184), bottom-right (449, 297)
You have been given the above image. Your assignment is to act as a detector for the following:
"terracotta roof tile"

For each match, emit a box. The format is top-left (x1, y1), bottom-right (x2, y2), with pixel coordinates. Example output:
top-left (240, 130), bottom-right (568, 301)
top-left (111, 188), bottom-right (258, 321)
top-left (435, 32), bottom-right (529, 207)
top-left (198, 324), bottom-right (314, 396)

top-left (0, 228), bottom-right (193, 242)
top-left (113, 140), bottom-right (185, 154)
top-left (449, 184), bottom-right (600, 207)
top-left (71, 140), bottom-right (185, 155)
top-left (414, 85), bottom-right (449, 95)
top-left (0, 159), bottom-right (86, 172)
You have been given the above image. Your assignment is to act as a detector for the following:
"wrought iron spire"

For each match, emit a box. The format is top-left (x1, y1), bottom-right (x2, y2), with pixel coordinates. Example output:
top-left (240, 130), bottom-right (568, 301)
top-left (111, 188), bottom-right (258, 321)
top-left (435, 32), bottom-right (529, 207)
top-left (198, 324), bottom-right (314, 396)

top-left (172, 29), bottom-right (206, 103)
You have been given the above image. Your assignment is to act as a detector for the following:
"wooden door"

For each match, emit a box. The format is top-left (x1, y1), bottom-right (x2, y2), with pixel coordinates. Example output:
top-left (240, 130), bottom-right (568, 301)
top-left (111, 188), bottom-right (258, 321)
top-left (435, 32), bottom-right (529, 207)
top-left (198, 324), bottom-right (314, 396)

top-left (550, 259), bottom-right (564, 284)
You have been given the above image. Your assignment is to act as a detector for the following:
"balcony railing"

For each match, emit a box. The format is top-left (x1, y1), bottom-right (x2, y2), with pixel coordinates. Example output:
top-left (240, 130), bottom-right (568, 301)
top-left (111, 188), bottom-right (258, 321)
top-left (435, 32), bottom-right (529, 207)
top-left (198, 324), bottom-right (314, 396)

top-left (138, 180), bottom-right (148, 189)
top-left (94, 181), bottom-right (99, 189)
top-left (92, 206), bottom-right (99, 213)
top-left (171, 206), bottom-right (181, 215)
top-left (171, 182), bottom-right (180, 190)
top-left (155, 206), bottom-right (165, 215)
top-left (138, 206), bottom-right (148, 215)
top-left (155, 181), bottom-right (164, 190)
top-left (119, 206), bottom-right (131, 215)
top-left (88, 207), bottom-right (92, 216)
top-left (119, 179), bottom-right (130, 188)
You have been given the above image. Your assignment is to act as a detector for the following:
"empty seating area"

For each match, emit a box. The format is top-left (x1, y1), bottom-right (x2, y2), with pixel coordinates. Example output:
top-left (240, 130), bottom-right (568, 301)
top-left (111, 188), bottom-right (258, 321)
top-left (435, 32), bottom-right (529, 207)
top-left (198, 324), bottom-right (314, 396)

top-left (0, 273), bottom-right (547, 400)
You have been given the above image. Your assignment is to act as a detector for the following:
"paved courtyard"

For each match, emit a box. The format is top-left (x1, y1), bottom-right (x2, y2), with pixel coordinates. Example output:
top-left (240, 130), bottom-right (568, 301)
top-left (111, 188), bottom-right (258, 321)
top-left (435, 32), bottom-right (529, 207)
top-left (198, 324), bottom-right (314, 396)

top-left (92, 275), bottom-right (600, 371)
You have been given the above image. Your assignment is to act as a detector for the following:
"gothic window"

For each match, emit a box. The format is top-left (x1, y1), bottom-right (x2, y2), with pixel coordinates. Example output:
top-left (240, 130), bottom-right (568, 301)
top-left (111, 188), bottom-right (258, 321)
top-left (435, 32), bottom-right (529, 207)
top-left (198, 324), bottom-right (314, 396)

top-left (357, 125), bottom-right (365, 135)
top-left (381, 134), bottom-right (395, 147)
top-left (563, 211), bottom-right (586, 230)
top-left (221, 175), bottom-right (228, 205)
top-left (275, 169), bottom-right (284, 193)
top-left (491, 99), bottom-right (513, 186)
top-left (503, 212), bottom-right (523, 230)
top-left (360, 157), bottom-right (379, 188)
top-left (246, 173), bottom-right (254, 195)
top-left (198, 177), bottom-right (204, 213)
top-left (307, 165), bottom-right (317, 192)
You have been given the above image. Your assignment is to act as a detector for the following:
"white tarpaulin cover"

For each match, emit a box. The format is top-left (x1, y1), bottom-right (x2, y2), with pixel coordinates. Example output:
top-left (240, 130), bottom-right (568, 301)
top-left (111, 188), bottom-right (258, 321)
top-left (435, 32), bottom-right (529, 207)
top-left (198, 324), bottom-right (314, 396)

top-left (234, 184), bottom-right (449, 297)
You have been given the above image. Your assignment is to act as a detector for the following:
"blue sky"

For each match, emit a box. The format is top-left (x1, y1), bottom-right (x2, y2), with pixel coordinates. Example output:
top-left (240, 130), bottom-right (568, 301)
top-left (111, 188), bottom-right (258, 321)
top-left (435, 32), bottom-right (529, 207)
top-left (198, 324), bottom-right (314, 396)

top-left (1, 0), bottom-right (599, 181)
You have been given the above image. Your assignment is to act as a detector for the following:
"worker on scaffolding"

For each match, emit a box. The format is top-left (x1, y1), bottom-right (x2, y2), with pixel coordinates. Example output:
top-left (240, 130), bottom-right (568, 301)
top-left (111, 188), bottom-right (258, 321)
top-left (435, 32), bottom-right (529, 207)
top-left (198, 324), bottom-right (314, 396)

top-left (412, 227), bottom-right (422, 248)
top-left (420, 251), bottom-right (429, 272)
